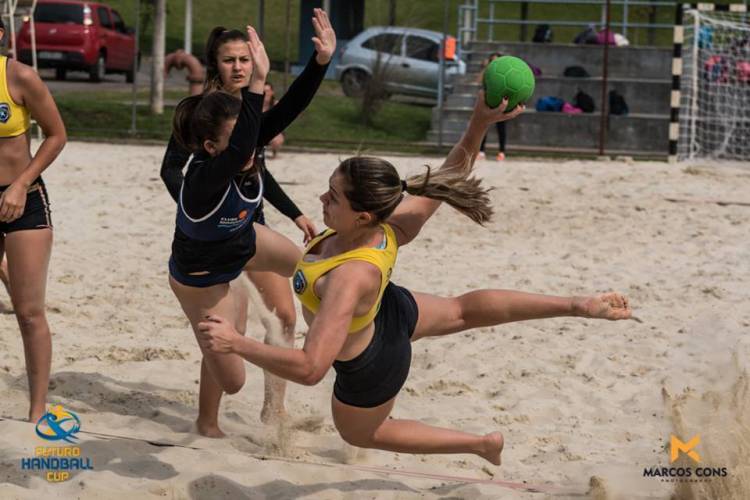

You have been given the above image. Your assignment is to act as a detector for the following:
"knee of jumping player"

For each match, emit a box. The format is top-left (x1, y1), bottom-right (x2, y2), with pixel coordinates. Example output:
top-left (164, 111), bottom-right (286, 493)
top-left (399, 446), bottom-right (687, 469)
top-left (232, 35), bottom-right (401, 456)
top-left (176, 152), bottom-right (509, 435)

top-left (337, 425), bottom-right (375, 448)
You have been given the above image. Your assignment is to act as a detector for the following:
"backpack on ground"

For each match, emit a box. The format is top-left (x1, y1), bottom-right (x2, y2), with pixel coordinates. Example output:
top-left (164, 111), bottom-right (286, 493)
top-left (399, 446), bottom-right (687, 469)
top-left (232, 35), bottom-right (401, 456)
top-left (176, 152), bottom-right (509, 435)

top-left (574, 25), bottom-right (598, 45)
top-left (608, 90), bottom-right (629, 115)
top-left (525, 60), bottom-right (543, 76)
top-left (573, 90), bottom-right (596, 113)
top-left (533, 24), bottom-right (553, 43)
top-left (563, 65), bottom-right (590, 78)
top-left (536, 96), bottom-right (565, 112)
top-left (562, 102), bottom-right (583, 114)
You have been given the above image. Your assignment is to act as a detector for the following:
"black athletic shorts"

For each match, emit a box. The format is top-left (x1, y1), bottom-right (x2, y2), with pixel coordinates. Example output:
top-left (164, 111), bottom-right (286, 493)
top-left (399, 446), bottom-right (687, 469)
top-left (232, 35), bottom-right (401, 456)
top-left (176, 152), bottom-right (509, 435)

top-left (0, 178), bottom-right (52, 234)
top-left (333, 282), bottom-right (419, 408)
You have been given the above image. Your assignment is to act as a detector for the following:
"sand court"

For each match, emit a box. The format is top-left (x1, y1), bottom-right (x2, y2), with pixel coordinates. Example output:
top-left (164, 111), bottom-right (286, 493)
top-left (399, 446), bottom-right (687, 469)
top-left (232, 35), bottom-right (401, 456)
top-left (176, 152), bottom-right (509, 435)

top-left (0, 142), bottom-right (748, 499)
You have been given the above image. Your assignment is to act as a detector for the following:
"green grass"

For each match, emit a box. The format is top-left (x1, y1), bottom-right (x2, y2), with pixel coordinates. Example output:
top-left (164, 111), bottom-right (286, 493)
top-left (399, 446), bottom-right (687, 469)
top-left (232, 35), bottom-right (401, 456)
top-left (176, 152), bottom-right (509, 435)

top-left (54, 88), bottom-right (433, 152)
top-left (105, 0), bottom-right (476, 62)
top-left (103, 0), bottom-right (737, 64)
top-left (283, 95), bottom-right (432, 145)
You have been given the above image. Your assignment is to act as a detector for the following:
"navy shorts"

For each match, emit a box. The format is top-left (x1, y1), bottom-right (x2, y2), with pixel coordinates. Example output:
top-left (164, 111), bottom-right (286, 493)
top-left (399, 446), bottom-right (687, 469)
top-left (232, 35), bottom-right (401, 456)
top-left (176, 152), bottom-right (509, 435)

top-left (0, 178), bottom-right (52, 234)
top-left (168, 256), bottom-right (243, 288)
top-left (333, 282), bottom-right (419, 408)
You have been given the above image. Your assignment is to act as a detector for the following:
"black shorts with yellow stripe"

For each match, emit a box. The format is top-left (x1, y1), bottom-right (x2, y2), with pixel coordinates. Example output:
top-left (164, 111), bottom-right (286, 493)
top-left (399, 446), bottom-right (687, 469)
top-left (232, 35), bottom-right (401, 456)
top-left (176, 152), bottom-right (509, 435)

top-left (0, 177), bottom-right (52, 234)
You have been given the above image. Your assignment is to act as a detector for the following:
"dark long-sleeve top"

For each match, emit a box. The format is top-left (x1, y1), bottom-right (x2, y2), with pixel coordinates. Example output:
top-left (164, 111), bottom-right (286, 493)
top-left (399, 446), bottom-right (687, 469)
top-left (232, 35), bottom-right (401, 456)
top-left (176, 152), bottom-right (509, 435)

top-left (182, 88), bottom-right (264, 215)
top-left (161, 52), bottom-right (329, 221)
top-left (170, 87), bottom-right (263, 275)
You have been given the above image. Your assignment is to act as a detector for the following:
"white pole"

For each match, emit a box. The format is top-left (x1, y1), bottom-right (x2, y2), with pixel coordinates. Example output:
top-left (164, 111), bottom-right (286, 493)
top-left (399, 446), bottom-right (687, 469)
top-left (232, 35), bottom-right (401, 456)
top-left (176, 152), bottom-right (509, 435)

top-left (150, 0), bottom-right (166, 114)
top-left (8, 0), bottom-right (17, 59)
top-left (689, 11), bottom-right (699, 158)
top-left (488, 2), bottom-right (494, 41)
top-left (30, 0), bottom-right (37, 71)
top-left (184, 0), bottom-right (192, 54)
top-left (130, 0), bottom-right (141, 134)
top-left (462, 4), bottom-right (471, 46)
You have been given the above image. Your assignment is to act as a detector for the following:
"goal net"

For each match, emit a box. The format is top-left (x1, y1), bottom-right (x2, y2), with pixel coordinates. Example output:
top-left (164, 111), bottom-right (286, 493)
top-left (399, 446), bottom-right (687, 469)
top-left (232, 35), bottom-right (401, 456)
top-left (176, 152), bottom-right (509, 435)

top-left (678, 8), bottom-right (750, 160)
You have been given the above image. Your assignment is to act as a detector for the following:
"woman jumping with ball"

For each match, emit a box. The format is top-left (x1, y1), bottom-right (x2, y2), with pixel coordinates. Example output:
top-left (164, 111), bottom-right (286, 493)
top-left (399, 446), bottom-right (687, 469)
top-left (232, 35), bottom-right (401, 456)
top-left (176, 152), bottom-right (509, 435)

top-left (196, 93), bottom-right (632, 464)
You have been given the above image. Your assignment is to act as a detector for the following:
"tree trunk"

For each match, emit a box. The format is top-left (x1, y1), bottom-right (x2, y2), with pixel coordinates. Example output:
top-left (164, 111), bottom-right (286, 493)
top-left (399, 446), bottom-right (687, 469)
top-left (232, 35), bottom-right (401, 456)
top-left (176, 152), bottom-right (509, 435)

top-left (150, 0), bottom-right (166, 115)
top-left (388, 0), bottom-right (397, 26)
top-left (283, 0), bottom-right (292, 93)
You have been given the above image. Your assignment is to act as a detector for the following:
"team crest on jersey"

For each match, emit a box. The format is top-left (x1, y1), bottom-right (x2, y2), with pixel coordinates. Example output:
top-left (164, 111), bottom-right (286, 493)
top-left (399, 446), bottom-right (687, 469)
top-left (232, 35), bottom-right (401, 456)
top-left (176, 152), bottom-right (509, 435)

top-left (292, 270), bottom-right (307, 294)
top-left (0, 103), bottom-right (10, 123)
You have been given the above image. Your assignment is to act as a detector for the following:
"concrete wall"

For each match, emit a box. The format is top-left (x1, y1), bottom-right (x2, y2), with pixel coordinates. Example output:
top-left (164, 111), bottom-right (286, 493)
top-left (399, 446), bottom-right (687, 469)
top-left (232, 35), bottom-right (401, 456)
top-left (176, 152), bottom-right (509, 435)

top-left (426, 41), bottom-right (674, 156)
top-left (467, 41), bottom-right (673, 80)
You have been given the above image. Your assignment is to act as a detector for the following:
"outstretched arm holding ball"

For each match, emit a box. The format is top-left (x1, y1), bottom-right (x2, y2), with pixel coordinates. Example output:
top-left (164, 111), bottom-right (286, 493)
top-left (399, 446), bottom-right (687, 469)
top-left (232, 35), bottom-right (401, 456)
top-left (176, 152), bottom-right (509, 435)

top-left (483, 56), bottom-right (536, 110)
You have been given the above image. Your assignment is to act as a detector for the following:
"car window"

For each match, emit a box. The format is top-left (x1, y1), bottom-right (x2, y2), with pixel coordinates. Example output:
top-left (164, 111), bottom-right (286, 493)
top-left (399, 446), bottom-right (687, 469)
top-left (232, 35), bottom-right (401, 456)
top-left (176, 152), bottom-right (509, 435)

top-left (406, 36), bottom-right (439, 63)
top-left (361, 33), bottom-right (403, 55)
top-left (111, 10), bottom-right (127, 33)
top-left (97, 7), bottom-right (112, 28)
top-left (33, 3), bottom-right (83, 24)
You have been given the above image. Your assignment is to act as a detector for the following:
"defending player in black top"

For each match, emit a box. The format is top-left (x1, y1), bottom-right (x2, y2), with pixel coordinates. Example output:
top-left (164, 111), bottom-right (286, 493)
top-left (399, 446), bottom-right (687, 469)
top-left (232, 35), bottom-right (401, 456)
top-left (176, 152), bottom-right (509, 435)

top-left (164, 10), bottom-right (336, 437)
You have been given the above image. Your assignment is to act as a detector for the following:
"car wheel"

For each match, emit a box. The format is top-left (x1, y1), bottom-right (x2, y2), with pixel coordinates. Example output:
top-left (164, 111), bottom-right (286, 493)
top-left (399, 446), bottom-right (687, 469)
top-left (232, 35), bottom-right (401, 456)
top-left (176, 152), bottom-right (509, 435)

top-left (89, 54), bottom-right (106, 82)
top-left (125, 68), bottom-right (135, 83)
top-left (341, 69), bottom-right (370, 98)
top-left (55, 68), bottom-right (67, 81)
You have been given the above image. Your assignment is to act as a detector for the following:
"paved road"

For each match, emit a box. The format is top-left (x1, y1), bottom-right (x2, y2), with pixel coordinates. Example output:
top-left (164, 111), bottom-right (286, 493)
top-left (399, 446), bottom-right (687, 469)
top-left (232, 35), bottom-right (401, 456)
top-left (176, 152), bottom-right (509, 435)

top-left (41, 64), bottom-right (193, 96)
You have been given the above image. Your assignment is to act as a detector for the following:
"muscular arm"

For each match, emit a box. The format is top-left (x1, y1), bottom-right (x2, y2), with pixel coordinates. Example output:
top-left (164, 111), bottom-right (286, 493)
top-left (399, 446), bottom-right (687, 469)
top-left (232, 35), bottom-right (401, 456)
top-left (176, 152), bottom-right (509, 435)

top-left (386, 117), bottom-right (488, 247)
top-left (201, 263), bottom-right (379, 385)
top-left (14, 63), bottom-right (66, 187)
top-left (387, 93), bottom-right (524, 247)
top-left (257, 52), bottom-right (329, 147)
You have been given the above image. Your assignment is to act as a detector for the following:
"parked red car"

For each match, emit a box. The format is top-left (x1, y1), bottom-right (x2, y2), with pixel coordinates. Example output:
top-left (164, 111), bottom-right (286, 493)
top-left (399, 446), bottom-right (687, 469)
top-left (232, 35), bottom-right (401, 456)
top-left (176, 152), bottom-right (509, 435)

top-left (17, 0), bottom-right (137, 82)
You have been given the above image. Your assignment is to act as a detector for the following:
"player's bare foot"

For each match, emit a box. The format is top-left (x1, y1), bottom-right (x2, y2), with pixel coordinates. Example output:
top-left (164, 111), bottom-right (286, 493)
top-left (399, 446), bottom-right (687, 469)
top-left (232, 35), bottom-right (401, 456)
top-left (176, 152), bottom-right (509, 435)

top-left (478, 431), bottom-right (504, 465)
top-left (573, 293), bottom-right (631, 320)
top-left (29, 407), bottom-right (46, 423)
top-left (196, 419), bottom-right (226, 438)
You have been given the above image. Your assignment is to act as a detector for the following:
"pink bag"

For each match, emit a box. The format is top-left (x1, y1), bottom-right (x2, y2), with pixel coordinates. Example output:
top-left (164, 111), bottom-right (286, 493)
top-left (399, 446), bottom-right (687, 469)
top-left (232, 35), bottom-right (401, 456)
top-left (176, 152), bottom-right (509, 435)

top-left (562, 102), bottom-right (583, 114)
top-left (737, 61), bottom-right (750, 83)
top-left (596, 29), bottom-right (617, 45)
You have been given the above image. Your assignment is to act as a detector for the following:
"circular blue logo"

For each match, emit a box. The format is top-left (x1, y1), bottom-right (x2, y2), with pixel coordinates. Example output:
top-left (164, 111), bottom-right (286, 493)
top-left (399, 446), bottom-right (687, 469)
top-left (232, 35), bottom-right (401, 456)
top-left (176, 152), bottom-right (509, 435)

top-left (292, 270), bottom-right (307, 294)
top-left (0, 103), bottom-right (11, 124)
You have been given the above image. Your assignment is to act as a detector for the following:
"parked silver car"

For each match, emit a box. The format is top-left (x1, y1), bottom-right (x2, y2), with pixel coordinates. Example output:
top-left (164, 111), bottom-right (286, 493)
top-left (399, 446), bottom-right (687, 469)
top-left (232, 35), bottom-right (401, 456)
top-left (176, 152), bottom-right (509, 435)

top-left (335, 26), bottom-right (466, 99)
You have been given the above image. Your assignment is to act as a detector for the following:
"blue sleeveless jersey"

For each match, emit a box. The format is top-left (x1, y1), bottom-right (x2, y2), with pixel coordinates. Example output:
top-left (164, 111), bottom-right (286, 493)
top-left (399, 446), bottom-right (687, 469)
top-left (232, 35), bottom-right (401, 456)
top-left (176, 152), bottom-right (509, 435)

top-left (176, 174), bottom-right (264, 241)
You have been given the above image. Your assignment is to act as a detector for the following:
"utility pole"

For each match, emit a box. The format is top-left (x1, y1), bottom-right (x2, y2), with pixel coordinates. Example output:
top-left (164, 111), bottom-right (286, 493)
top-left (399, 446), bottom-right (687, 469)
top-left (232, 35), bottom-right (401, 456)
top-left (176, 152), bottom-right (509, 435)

top-left (150, 0), bottom-right (166, 114)
top-left (185, 0), bottom-right (192, 54)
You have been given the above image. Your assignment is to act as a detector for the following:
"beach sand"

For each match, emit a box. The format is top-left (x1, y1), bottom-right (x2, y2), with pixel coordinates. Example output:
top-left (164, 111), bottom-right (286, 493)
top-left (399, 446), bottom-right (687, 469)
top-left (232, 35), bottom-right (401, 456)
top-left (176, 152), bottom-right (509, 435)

top-left (1, 143), bottom-right (748, 499)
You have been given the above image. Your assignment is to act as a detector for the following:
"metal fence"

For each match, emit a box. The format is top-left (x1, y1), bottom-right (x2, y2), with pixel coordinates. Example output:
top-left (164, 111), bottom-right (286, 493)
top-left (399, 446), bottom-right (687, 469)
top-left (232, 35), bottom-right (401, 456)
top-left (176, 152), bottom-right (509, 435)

top-left (19, 0), bottom-right (748, 157)
top-left (447, 0), bottom-right (709, 156)
top-left (458, 0), bottom-right (681, 57)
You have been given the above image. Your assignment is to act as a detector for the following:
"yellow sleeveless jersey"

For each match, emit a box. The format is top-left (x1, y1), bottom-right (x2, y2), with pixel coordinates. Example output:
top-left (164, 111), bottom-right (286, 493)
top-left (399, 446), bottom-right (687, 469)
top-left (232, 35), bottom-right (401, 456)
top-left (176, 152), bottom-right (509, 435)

top-left (293, 223), bottom-right (398, 333)
top-left (0, 56), bottom-right (31, 137)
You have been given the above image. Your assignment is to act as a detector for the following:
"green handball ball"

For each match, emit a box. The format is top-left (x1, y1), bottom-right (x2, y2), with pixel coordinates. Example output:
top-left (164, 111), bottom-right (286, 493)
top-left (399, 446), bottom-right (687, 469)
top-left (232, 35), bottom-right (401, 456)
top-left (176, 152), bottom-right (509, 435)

top-left (483, 56), bottom-right (535, 110)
